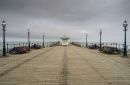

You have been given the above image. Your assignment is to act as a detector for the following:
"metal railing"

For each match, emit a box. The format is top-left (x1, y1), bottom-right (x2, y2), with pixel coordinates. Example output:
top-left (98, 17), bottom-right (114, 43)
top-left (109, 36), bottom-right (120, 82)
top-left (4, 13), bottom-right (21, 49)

top-left (0, 42), bottom-right (59, 54)
top-left (71, 42), bottom-right (130, 54)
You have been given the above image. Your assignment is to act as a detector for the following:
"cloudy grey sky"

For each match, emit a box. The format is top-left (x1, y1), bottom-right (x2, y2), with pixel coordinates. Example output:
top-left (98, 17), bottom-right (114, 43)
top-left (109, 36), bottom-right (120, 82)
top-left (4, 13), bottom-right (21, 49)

top-left (0, 0), bottom-right (130, 43)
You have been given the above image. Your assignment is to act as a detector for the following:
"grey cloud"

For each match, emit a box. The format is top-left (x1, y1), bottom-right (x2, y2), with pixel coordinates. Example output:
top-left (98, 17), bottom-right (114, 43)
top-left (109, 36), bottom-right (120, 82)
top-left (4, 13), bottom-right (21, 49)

top-left (0, 0), bottom-right (130, 43)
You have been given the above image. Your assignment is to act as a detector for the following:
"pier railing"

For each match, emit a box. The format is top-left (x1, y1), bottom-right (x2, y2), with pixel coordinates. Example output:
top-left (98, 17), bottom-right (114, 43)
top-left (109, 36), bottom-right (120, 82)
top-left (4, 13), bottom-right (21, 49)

top-left (1, 42), bottom-right (129, 55)
top-left (0, 42), bottom-right (59, 54)
top-left (71, 42), bottom-right (130, 54)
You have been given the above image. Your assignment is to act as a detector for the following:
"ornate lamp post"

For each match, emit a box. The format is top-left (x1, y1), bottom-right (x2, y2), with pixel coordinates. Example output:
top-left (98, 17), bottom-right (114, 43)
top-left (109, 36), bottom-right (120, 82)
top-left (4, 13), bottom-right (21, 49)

top-left (28, 29), bottom-right (30, 51)
top-left (99, 29), bottom-right (102, 52)
top-left (123, 20), bottom-right (128, 57)
top-left (86, 33), bottom-right (88, 47)
top-left (43, 33), bottom-right (45, 48)
top-left (1, 20), bottom-right (7, 56)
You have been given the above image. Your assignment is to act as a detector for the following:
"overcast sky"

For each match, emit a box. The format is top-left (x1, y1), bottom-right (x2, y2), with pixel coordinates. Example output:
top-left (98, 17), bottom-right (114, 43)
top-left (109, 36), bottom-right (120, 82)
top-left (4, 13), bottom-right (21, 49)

top-left (0, 0), bottom-right (130, 43)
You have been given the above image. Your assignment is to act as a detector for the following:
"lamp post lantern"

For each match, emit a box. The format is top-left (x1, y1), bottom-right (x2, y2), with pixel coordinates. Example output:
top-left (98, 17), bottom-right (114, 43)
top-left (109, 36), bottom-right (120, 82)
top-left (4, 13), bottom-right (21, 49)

top-left (123, 20), bottom-right (128, 57)
top-left (86, 33), bottom-right (88, 47)
top-left (43, 33), bottom-right (45, 48)
top-left (99, 29), bottom-right (102, 52)
top-left (1, 20), bottom-right (6, 56)
top-left (28, 29), bottom-right (30, 51)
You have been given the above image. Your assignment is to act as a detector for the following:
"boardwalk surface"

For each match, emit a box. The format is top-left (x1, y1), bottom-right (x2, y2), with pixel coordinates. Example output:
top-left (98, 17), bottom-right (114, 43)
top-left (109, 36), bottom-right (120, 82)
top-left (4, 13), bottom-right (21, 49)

top-left (0, 46), bottom-right (130, 85)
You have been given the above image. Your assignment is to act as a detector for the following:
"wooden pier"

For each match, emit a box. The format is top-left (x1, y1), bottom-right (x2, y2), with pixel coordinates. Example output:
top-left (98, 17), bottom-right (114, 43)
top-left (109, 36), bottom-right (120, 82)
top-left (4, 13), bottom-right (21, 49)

top-left (0, 46), bottom-right (130, 85)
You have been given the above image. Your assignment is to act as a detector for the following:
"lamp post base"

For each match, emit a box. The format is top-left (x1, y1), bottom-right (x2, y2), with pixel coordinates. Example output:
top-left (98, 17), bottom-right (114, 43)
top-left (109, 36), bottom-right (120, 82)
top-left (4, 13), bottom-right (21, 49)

top-left (121, 54), bottom-right (128, 58)
top-left (1, 54), bottom-right (9, 57)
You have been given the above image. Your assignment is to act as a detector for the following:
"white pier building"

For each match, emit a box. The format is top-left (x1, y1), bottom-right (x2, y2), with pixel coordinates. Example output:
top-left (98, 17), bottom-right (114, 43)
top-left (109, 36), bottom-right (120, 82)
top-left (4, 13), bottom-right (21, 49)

top-left (60, 36), bottom-right (70, 46)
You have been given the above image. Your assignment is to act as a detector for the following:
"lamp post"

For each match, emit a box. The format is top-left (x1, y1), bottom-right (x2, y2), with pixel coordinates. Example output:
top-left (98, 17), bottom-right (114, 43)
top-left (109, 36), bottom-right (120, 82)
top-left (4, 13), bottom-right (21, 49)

top-left (43, 33), bottom-right (45, 48)
top-left (99, 29), bottom-right (102, 52)
top-left (86, 33), bottom-right (88, 47)
top-left (123, 20), bottom-right (128, 57)
top-left (1, 20), bottom-right (6, 56)
top-left (28, 29), bottom-right (30, 51)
